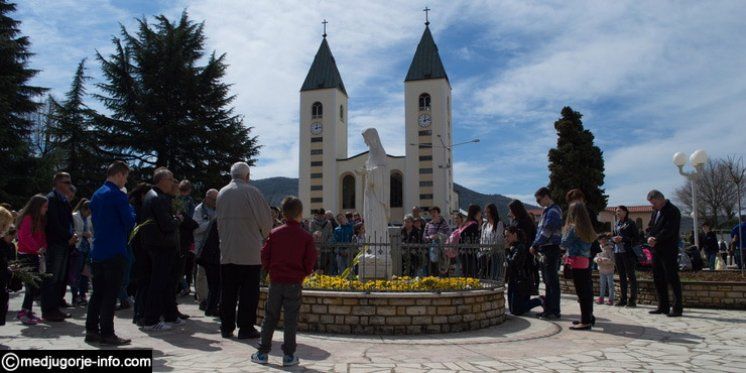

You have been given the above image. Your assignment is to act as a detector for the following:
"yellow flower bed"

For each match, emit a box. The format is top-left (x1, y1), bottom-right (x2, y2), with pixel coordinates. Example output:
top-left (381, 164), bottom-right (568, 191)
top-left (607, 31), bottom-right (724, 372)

top-left (302, 275), bottom-right (482, 292)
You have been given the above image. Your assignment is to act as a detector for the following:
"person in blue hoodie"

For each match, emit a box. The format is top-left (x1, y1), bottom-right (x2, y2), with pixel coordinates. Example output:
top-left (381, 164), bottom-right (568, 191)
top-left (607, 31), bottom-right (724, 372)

top-left (333, 212), bottom-right (354, 275)
top-left (529, 187), bottom-right (563, 320)
top-left (85, 161), bottom-right (136, 346)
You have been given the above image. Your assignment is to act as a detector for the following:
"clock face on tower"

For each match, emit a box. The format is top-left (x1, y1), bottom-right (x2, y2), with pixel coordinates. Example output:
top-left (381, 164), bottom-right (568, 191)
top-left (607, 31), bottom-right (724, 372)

top-left (310, 122), bottom-right (323, 135)
top-left (418, 114), bottom-right (432, 128)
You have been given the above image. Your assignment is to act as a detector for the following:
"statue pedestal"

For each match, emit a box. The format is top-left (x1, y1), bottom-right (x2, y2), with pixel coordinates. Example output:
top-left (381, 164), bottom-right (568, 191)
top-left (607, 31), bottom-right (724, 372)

top-left (358, 246), bottom-right (392, 280)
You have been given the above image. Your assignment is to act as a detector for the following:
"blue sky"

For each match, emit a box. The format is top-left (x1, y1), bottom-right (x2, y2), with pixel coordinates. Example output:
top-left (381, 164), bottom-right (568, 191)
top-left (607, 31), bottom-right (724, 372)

top-left (14, 0), bottom-right (746, 206)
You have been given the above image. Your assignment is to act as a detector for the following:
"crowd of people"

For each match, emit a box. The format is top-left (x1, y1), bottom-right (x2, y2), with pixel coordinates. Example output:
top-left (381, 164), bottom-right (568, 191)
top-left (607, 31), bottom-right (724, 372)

top-left (1, 159), bottom-right (745, 365)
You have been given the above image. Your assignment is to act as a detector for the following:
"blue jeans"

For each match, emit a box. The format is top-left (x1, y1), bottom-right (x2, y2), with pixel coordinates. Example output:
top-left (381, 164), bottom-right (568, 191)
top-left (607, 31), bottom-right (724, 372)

top-left (41, 244), bottom-right (69, 313)
top-left (707, 252), bottom-right (717, 271)
top-left (539, 245), bottom-right (561, 316)
top-left (599, 272), bottom-right (615, 302)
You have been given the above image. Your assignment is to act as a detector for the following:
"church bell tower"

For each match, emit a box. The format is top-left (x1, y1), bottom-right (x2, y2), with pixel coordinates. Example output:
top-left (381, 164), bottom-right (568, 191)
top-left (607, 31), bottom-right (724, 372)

top-left (404, 18), bottom-right (456, 214)
top-left (298, 26), bottom-right (348, 218)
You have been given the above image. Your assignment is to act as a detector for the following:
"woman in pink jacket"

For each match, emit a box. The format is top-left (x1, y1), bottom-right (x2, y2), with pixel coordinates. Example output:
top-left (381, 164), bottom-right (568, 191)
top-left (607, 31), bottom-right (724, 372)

top-left (16, 194), bottom-right (48, 325)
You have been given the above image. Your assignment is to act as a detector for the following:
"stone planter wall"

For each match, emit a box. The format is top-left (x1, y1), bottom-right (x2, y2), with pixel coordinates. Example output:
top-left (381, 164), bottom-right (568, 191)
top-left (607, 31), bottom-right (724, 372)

top-left (257, 287), bottom-right (506, 335)
top-left (559, 272), bottom-right (746, 309)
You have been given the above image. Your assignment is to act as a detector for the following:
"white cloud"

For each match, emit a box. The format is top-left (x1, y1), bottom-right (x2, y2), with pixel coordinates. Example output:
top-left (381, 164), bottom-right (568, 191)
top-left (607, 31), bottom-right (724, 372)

top-left (16, 0), bottom-right (746, 207)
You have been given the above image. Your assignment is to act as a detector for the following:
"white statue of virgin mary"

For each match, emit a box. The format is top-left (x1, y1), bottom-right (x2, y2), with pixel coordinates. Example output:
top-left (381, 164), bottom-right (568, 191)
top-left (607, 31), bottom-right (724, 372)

top-left (358, 128), bottom-right (392, 280)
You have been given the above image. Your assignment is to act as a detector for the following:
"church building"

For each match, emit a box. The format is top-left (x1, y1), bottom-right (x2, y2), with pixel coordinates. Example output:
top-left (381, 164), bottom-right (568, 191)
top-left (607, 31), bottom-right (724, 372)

top-left (298, 20), bottom-right (458, 223)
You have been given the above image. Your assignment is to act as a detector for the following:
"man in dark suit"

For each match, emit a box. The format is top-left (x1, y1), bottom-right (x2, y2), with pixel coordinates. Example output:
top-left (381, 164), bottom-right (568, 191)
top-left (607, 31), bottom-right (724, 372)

top-left (42, 172), bottom-right (79, 321)
top-left (646, 189), bottom-right (683, 317)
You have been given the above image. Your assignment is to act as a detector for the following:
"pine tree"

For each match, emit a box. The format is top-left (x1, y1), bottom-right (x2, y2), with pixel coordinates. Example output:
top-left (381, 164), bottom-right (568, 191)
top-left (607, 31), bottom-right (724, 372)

top-left (95, 12), bottom-right (260, 190)
top-left (547, 106), bottom-right (608, 216)
top-left (48, 59), bottom-right (105, 197)
top-left (0, 0), bottom-right (48, 206)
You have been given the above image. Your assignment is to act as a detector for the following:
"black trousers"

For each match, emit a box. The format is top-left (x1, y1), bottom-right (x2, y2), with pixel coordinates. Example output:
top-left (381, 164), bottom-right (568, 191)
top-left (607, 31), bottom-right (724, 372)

top-left (220, 264), bottom-right (261, 333)
top-left (571, 266), bottom-right (594, 324)
top-left (19, 254), bottom-right (40, 312)
top-left (652, 247), bottom-right (682, 312)
top-left (614, 251), bottom-right (638, 303)
top-left (203, 264), bottom-right (221, 313)
top-left (142, 248), bottom-right (177, 326)
top-left (132, 244), bottom-right (151, 323)
top-left (85, 254), bottom-right (126, 337)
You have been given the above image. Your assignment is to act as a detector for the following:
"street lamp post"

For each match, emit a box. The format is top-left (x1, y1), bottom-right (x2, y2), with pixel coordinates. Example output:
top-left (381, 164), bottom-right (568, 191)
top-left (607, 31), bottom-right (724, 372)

top-left (409, 137), bottom-right (479, 216)
top-left (673, 149), bottom-right (708, 249)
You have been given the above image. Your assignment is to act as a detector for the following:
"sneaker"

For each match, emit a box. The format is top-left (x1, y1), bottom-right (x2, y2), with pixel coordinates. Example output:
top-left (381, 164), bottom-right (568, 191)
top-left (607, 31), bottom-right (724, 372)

top-left (250, 352), bottom-right (268, 365)
top-left (16, 309), bottom-right (28, 320)
top-left (282, 355), bottom-right (299, 367)
top-left (29, 312), bottom-right (43, 323)
top-left (166, 318), bottom-right (185, 327)
top-left (141, 322), bottom-right (173, 331)
top-left (595, 297), bottom-right (604, 304)
top-left (19, 313), bottom-right (38, 325)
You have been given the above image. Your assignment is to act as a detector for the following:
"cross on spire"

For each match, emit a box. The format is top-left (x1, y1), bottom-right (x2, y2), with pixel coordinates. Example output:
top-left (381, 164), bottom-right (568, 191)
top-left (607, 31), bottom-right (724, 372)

top-left (322, 19), bottom-right (328, 38)
top-left (423, 6), bottom-right (431, 26)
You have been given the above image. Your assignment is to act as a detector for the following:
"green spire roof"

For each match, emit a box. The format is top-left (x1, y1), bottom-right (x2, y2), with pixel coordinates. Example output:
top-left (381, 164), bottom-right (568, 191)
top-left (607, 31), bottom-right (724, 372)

top-left (301, 38), bottom-right (347, 95)
top-left (405, 26), bottom-right (448, 82)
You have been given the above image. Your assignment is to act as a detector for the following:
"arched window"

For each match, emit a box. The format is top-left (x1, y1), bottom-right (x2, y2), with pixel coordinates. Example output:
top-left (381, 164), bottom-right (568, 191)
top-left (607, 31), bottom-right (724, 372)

top-left (418, 93), bottom-right (431, 111)
top-left (339, 105), bottom-right (344, 122)
top-left (312, 102), bottom-right (323, 119)
top-left (390, 171), bottom-right (403, 208)
top-left (342, 174), bottom-right (355, 210)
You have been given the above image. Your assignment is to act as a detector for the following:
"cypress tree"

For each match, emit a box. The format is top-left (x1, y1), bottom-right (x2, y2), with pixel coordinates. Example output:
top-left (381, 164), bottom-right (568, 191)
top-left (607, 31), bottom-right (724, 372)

top-left (547, 106), bottom-right (608, 215)
top-left (95, 12), bottom-right (259, 190)
top-left (0, 0), bottom-right (48, 206)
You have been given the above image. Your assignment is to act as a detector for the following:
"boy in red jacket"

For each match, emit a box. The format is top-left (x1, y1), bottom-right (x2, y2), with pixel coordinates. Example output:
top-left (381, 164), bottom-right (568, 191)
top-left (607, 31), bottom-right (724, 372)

top-left (252, 197), bottom-right (317, 367)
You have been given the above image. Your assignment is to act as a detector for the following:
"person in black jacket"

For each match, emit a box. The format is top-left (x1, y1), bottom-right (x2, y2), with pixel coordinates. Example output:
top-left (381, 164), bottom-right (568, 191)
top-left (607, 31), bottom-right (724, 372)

top-left (400, 215), bottom-right (422, 276)
top-left (702, 222), bottom-right (719, 271)
top-left (129, 182), bottom-right (151, 326)
top-left (612, 205), bottom-right (639, 307)
top-left (41, 172), bottom-right (78, 322)
top-left (140, 168), bottom-right (182, 331)
top-left (508, 200), bottom-right (539, 294)
top-left (646, 190), bottom-right (683, 317)
top-left (505, 226), bottom-right (543, 315)
top-left (196, 218), bottom-right (221, 316)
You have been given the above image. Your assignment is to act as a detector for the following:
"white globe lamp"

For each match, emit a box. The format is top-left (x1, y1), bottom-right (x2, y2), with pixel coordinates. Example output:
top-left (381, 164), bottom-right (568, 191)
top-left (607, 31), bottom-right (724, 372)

top-left (673, 152), bottom-right (688, 167)
top-left (690, 149), bottom-right (708, 168)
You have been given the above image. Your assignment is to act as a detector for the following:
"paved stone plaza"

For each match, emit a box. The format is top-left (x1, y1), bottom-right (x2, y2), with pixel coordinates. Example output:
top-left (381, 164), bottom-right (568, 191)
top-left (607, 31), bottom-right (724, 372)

top-left (1, 290), bottom-right (745, 372)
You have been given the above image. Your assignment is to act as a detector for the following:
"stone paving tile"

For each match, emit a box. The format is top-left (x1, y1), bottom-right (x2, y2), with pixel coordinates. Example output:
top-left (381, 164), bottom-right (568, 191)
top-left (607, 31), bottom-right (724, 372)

top-left (2, 290), bottom-right (746, 372)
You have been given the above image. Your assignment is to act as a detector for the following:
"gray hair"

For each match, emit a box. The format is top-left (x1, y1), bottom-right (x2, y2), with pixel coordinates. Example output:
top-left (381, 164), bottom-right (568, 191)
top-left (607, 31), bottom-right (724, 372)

top-left (403, 214), bottom-right (415, 222)
top-left (647, 189), bottom-right (665, 200)
top-left (205, 188), bottom-right (219, 198)
top-left (230, 162), bottom-right (251, 180)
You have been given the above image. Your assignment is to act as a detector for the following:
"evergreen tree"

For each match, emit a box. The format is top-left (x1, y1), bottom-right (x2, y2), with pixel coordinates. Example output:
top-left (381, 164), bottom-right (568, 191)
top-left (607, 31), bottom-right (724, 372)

top-left (547, 106), bottom-right (608, 215)
top-left (0, 0), bottom-right (48, 206)
top-left (95, 12), bottom-right (259, 189)
top-left (48, 59), bottom-right (105, 197)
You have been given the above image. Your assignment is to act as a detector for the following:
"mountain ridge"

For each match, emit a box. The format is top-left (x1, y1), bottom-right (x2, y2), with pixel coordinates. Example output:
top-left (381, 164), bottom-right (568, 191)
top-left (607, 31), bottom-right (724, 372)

top-left (251, 177), bottom-right (537, 219)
